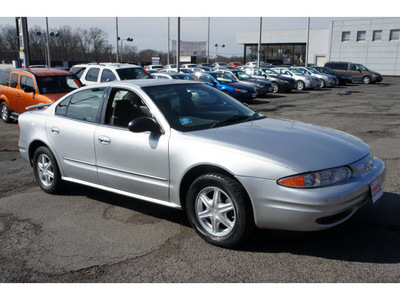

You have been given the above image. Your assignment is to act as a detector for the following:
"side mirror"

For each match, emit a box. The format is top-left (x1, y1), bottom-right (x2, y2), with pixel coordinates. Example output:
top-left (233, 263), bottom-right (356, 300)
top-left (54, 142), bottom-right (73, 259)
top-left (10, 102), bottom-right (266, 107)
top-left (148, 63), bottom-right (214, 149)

top-left (24, 86), bottom-right (35, 93)
top-left (128, 117), bottom-right (162, 134)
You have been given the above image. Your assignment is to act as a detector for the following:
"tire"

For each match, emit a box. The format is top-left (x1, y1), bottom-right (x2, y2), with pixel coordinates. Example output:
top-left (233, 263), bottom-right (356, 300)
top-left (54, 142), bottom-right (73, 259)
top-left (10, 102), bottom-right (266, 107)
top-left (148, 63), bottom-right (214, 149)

top-left (186, 173), bottom-right (255, 248)
top-left (296, 80), bottom-right (305, 90)
top-left (320, 79), bottom-right (326, 88)
top-left (362, 76), bottom-right (371, 84)
top-left (32, 146), bottom-right (63, 194)
top-left (1, 102), bottom-right (11, 123)
top-left (272, 82), bottom-right (279, 93)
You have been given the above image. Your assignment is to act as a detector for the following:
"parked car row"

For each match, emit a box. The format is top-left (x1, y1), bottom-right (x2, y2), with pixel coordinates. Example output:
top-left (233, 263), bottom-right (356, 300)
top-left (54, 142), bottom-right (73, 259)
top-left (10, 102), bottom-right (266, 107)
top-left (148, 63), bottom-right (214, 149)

top-left (0, 61), bottom-right (383, 123)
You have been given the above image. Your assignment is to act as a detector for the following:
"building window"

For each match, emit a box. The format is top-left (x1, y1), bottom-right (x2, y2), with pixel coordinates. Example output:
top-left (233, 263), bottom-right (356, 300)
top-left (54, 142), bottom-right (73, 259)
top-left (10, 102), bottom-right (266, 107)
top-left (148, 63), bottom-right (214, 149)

top-left (372, 30), bottom-right (382, 41)
top-left (342, 31), bottom-right (351, 42)
top-left (389, 29), bottom-right (400, 41)
top-left (357, 31), bottom-right (366, 42)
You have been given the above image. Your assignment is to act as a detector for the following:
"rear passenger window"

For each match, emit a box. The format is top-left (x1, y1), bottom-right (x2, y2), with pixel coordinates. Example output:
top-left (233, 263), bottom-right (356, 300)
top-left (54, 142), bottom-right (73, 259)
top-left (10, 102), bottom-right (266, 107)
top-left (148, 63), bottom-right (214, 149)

top-left (100, 69), bottom-right (116, 82)
top-left (85, 68), bottom-right (100, 82)
top-left (58, 88), bottom-right (105, 122)
top-left (10, 74), bottom-right (19, 88)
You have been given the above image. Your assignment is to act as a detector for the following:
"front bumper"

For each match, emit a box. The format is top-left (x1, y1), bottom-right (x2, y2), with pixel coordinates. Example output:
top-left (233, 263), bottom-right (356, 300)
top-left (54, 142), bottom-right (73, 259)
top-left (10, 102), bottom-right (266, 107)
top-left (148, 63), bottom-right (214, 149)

top-left (305, 80), bottom-right (320, 89)
top-left (237, 156), bottom-right (385, 231)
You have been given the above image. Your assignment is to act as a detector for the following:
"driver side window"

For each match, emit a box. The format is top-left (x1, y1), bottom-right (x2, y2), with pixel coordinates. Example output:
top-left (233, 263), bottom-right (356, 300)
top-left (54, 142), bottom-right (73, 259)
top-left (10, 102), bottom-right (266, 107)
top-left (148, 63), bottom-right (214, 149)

top-left (105, 89), bottom-right (151, 128)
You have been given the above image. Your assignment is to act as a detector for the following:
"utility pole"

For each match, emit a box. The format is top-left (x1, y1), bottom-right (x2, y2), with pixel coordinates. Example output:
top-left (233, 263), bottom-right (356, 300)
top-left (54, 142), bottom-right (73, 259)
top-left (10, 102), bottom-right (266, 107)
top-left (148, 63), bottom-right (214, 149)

top-left (207, 17), bottom-right (210, 64)
top-left (177, 17), bottom-right (180, 72)
top-left (15, 17), bottom-right (30, 68)
top-left (116, 17), bottom-right (119, 63)
top-left (305, 17), bottom-right (310, 67)
top-left (167, 17), bottom-right (170, 66)
top-left (257, 17), bottom-right (262, 68)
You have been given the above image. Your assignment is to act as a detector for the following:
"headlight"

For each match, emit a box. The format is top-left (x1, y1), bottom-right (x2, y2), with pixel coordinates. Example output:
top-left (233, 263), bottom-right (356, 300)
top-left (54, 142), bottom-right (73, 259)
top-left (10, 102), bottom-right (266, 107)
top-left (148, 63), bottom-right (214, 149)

top-left (235, 88), bottom-right (249, 93)
top-left (278, 166), bottom-right (352, 188)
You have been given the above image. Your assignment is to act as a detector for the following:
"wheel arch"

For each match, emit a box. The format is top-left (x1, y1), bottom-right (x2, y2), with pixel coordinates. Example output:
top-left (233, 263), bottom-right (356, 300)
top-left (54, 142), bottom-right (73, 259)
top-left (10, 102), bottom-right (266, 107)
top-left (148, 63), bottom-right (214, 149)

top-left (28, 140), bottom-right (54, 166)
top-left (179, 164), bottom-right (239, 210)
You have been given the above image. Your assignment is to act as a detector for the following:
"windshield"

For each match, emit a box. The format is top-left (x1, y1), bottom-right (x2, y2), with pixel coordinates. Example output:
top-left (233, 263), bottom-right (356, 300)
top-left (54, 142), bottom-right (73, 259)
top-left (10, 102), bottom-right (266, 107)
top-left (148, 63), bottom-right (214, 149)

top-left (289, 68), bottom-right (303, 75)
top-left (36, 75), bottom-right (82, 94)
top-left (307, 68), bottom-right (318, 74)
top-left (358, 64), bottom-right (370, 71)
top-left (143, 83), bottom-right (261, 132)
top-left (116, 68), bottom-right (153, 80)
top-left (233, 71), bottom-right (253, 80)
top-left (264, 69), bottom-right (279, 77)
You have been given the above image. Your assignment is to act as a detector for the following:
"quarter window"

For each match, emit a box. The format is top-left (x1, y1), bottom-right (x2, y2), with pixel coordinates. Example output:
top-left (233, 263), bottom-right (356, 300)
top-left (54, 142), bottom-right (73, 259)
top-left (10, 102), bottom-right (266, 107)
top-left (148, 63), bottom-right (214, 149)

top-left (390, 29), bottom-right (400, 41)
top-left (372, 30), bottom-right (382, 41)
top-left (342, 31), bottom-right (351, 42)
top-left (357, 31), bottom-right (366, 42)
top-left (85, 68), bottom-right (100, 82)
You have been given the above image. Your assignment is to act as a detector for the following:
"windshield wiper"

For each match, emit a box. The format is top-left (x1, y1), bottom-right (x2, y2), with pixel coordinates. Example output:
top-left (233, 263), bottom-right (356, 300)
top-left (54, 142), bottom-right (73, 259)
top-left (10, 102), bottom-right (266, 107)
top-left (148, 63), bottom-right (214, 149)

top-left (210, 113), bottom-right (265, 128)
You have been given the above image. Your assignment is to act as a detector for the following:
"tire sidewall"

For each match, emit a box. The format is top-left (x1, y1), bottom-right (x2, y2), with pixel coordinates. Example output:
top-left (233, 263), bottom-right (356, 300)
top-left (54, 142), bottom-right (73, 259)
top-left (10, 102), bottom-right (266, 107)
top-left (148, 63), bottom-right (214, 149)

top-left (296, 80), bottom-right (305, 90)
top-left (186, 173), bottom-right (253, 248)
top-left (1, 102), bottom-right (11, 123)
top-left (32, 146), bottom-right (62, 194)
top-left (362, 76), bottom-right (371, 84)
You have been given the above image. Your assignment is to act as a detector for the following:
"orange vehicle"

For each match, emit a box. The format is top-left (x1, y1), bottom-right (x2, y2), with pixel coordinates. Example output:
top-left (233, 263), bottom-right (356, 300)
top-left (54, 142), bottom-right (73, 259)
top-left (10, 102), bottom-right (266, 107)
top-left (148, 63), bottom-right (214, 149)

top-left (0, 68), bottom-right (83, 123)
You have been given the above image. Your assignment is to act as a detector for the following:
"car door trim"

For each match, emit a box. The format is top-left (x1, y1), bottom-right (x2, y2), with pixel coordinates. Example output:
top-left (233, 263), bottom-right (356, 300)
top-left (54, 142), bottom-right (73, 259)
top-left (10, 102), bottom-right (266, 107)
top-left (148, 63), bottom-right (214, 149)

top-left (61, 176), bottom-right (179, 209)
top-left (97, 163), bottom-right (168, 181)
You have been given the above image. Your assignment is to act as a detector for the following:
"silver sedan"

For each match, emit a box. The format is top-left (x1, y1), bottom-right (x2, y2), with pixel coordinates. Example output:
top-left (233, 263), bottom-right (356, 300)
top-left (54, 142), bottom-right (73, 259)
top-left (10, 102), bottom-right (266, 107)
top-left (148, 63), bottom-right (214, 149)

top-left (18, 80), bottom-right (385, 248)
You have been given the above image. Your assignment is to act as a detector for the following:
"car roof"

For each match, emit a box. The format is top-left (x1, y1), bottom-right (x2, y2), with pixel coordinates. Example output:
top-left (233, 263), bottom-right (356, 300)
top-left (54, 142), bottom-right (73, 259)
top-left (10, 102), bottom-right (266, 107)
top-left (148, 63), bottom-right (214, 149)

top-left (22, 68), bottom-right (73, 76)
top-left (72, 63), bottom-right (141, 69)
top-left (80, 79), bottom-right (201, 90)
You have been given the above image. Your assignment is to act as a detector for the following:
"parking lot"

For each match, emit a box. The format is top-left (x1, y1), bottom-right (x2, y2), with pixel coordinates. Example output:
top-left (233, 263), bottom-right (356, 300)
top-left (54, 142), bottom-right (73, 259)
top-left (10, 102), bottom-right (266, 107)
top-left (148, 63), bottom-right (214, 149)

top-left (1, 77), bottom-right (400, 283)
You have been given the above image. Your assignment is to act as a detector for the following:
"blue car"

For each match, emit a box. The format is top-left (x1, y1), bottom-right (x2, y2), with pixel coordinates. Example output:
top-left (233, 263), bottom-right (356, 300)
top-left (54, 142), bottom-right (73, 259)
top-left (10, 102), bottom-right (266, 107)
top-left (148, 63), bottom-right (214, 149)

top-left (190, 72), bottom-right (257, 103)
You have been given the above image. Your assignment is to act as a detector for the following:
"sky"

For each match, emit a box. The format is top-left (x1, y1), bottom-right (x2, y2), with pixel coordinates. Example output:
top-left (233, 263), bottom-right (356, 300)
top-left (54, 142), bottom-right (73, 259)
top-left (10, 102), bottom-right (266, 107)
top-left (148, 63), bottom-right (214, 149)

top-left (1, 0), bottom-right (397, 57)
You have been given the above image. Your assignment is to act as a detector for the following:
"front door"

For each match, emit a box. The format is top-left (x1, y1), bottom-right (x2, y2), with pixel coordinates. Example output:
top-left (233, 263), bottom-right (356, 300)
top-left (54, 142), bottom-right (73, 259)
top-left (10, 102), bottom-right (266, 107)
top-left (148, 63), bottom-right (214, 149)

top-left (94, 87), bottom-right (170, 203)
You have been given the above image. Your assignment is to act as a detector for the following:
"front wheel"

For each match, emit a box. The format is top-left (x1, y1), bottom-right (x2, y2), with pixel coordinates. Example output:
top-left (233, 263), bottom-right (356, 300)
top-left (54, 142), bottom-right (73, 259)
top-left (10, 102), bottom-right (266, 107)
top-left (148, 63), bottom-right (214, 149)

top-left (272, 82), bottom-right (279, 93)
top-left (186, 173), bottom-right (255, 248)
top-left (1, 102), bottom-right (11, 123)
top-left (32, 146), bottom-right (63, 194)
top-left (362, 76), bottom-right (371, 84)
top-left (296, 80), bottom-right (305, 90)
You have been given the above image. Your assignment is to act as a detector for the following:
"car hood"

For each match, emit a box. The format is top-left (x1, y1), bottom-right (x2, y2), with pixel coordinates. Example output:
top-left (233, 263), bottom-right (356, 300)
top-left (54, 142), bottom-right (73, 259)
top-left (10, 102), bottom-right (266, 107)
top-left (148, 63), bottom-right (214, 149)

top-left (223, 82), bottom-right (255, 90)
top-left (186, 117), bottom-right (369, 173)
top-left (38, 93), bottom-right (67, 102)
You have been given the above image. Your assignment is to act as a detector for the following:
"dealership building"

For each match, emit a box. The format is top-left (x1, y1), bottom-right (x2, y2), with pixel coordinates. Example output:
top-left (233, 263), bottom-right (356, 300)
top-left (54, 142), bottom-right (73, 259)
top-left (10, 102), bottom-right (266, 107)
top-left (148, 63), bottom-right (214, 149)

top-left (236, 17), bottom-right (400, 76)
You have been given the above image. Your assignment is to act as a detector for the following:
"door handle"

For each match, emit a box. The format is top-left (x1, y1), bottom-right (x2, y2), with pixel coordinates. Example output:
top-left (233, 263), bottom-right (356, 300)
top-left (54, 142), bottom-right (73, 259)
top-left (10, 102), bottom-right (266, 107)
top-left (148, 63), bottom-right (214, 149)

top-left (98, 136), bottom-right (111, 145)
top-left (51, 127), bottom-right (60, 135)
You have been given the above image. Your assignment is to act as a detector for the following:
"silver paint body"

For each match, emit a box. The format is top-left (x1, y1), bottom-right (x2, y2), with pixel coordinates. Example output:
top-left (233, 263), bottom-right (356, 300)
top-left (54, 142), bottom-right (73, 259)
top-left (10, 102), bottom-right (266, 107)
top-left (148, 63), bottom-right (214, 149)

top-left (18, 80), bottom-right (385, 231)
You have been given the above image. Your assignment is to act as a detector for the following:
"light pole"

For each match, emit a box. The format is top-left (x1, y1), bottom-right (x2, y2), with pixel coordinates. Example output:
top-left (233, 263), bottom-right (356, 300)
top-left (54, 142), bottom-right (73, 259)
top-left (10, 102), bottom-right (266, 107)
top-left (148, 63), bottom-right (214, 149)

top-left (117, 37), bottom-right (133, 62)
top-left (36, 28), bottom-right (59, 67)
top-left (214, 44), bottom-right (225, 62)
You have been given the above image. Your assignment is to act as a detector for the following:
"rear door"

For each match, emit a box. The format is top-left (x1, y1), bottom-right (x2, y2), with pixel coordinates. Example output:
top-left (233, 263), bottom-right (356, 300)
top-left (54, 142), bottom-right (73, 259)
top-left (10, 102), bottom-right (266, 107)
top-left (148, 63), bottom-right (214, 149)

top-left (46, 87), bottom-right (106, 183)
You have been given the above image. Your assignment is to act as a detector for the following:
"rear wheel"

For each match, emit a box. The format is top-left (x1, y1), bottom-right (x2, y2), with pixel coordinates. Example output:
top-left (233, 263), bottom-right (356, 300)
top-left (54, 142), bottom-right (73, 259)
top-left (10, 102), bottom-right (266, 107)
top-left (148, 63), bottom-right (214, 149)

top-left (186, 173), bottom-right (255, 248)
top-left (1, 102), bottom-right (11, 123)
top-left (320, 79), bottom-right (326, 88)
top-left (32, 146), bottom-right (63, 194)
